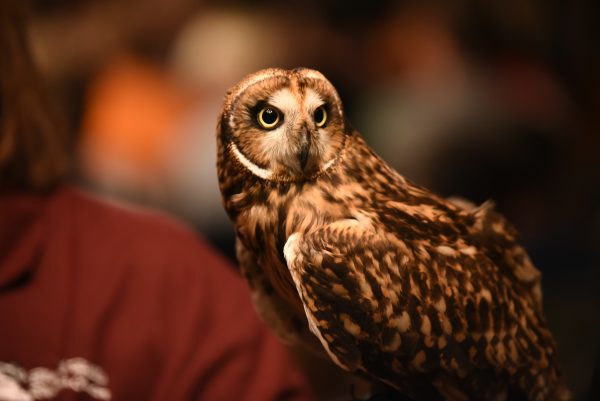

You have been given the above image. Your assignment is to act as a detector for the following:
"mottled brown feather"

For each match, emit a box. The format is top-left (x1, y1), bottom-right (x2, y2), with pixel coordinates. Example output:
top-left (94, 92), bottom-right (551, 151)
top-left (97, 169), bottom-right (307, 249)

top-left (216, 68), bottom-right (570, 401)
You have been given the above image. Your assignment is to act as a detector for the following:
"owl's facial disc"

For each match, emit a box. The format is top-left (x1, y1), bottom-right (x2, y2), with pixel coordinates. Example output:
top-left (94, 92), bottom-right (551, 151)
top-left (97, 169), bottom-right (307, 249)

top-left (226, 70), bottom-right (346, 182)
top-left (260, 87), bottom-right (329, 175)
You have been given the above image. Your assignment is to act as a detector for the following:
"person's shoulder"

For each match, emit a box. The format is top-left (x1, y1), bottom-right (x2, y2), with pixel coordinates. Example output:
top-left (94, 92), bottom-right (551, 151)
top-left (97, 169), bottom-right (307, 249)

top-left (55, 185), bottom-right (188, 239)
top-left (49, 185), bottom-right (236, 280)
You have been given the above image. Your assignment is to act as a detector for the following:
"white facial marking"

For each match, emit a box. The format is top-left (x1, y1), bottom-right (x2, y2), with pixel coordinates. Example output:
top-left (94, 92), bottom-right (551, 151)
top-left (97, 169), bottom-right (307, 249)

top-left (304, 88), bottom-right (324, 112)
top-left (301, 70), bottom-right (343, 116)
top-left (229, 142), bottom-right (273, 180)
top-left (269, 88), bottom-right (299, 116)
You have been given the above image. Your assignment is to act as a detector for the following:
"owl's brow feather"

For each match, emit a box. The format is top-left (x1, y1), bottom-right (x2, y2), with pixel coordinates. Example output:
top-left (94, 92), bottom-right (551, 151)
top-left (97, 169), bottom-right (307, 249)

top-left (228, 76), bottom-right (288, 129)
top-left (227, 69), bottom-right (342, 129)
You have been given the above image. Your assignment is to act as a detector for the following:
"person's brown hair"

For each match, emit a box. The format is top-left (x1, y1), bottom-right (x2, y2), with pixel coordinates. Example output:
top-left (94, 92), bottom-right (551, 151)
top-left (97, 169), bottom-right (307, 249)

top-left (0, 1), bottom-right (68, 193)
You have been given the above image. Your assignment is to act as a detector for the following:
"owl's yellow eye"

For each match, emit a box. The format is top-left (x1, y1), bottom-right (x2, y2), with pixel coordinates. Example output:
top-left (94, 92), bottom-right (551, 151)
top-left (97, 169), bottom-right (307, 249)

top-left (314, 106), bottom-right (327, 127)
top-left (257, 107), bottom-right (280, 129)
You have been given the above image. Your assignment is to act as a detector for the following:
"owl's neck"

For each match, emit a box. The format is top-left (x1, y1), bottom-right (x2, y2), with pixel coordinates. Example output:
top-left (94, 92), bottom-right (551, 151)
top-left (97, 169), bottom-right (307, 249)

top-left (218, 132), bottom-right (416, 225)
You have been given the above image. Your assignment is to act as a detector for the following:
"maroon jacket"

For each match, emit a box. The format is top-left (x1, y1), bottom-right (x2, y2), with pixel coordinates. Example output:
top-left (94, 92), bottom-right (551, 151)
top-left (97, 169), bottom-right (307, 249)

top-left (0, 186), bottom-right (313, 401)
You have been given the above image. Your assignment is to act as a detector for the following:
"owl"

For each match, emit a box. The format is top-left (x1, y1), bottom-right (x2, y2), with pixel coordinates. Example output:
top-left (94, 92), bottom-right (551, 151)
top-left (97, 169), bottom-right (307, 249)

top-left (216, 68), bottom-right (570, 401)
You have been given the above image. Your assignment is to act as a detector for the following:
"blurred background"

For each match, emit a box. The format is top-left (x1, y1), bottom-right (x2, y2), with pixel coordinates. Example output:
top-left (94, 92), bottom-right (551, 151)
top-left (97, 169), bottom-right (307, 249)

top-left (22, 0), bottom-right (599, 399)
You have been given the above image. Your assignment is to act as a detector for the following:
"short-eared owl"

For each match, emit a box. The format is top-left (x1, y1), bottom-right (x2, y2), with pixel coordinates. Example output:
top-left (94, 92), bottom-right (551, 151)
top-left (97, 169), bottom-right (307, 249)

top-left (216, 68), bottom-right (570, 401)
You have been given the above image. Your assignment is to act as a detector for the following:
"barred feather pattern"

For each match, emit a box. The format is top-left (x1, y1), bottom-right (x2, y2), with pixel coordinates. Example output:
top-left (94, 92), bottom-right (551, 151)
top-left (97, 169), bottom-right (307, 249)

top-left (216, 68), bottom-right (570, 401)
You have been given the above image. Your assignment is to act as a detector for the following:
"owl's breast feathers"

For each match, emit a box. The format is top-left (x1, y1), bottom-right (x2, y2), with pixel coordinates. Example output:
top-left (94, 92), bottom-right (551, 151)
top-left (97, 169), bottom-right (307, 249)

top-left (219, 132), bottom-right (569, 401)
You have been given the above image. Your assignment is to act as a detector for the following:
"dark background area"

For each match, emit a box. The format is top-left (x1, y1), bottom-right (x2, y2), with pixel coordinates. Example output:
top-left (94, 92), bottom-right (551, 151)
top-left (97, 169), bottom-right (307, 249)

top-left (22, 0), bottom-right (600, 399)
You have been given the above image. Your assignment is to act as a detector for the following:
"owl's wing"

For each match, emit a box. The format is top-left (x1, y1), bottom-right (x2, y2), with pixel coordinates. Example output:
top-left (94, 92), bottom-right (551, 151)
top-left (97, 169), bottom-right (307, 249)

top-left (284, 218), bottom-right (562, 399)
top-left (284, 219), bottom-right (408, 375)
top-left (236, 238), bottom-right (324, 353)
top-left (466, 201), bottom-right (542, 308)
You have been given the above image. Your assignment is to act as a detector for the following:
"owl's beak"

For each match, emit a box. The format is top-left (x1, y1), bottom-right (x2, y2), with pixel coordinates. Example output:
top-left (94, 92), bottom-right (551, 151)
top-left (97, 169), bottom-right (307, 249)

top-left (299, 126), bottom-right (311, 170)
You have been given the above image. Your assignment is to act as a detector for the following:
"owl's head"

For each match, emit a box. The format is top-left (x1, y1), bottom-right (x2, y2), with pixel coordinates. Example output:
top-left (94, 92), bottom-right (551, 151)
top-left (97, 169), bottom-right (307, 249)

top-left (218, 68), bottom-right (349, 182)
